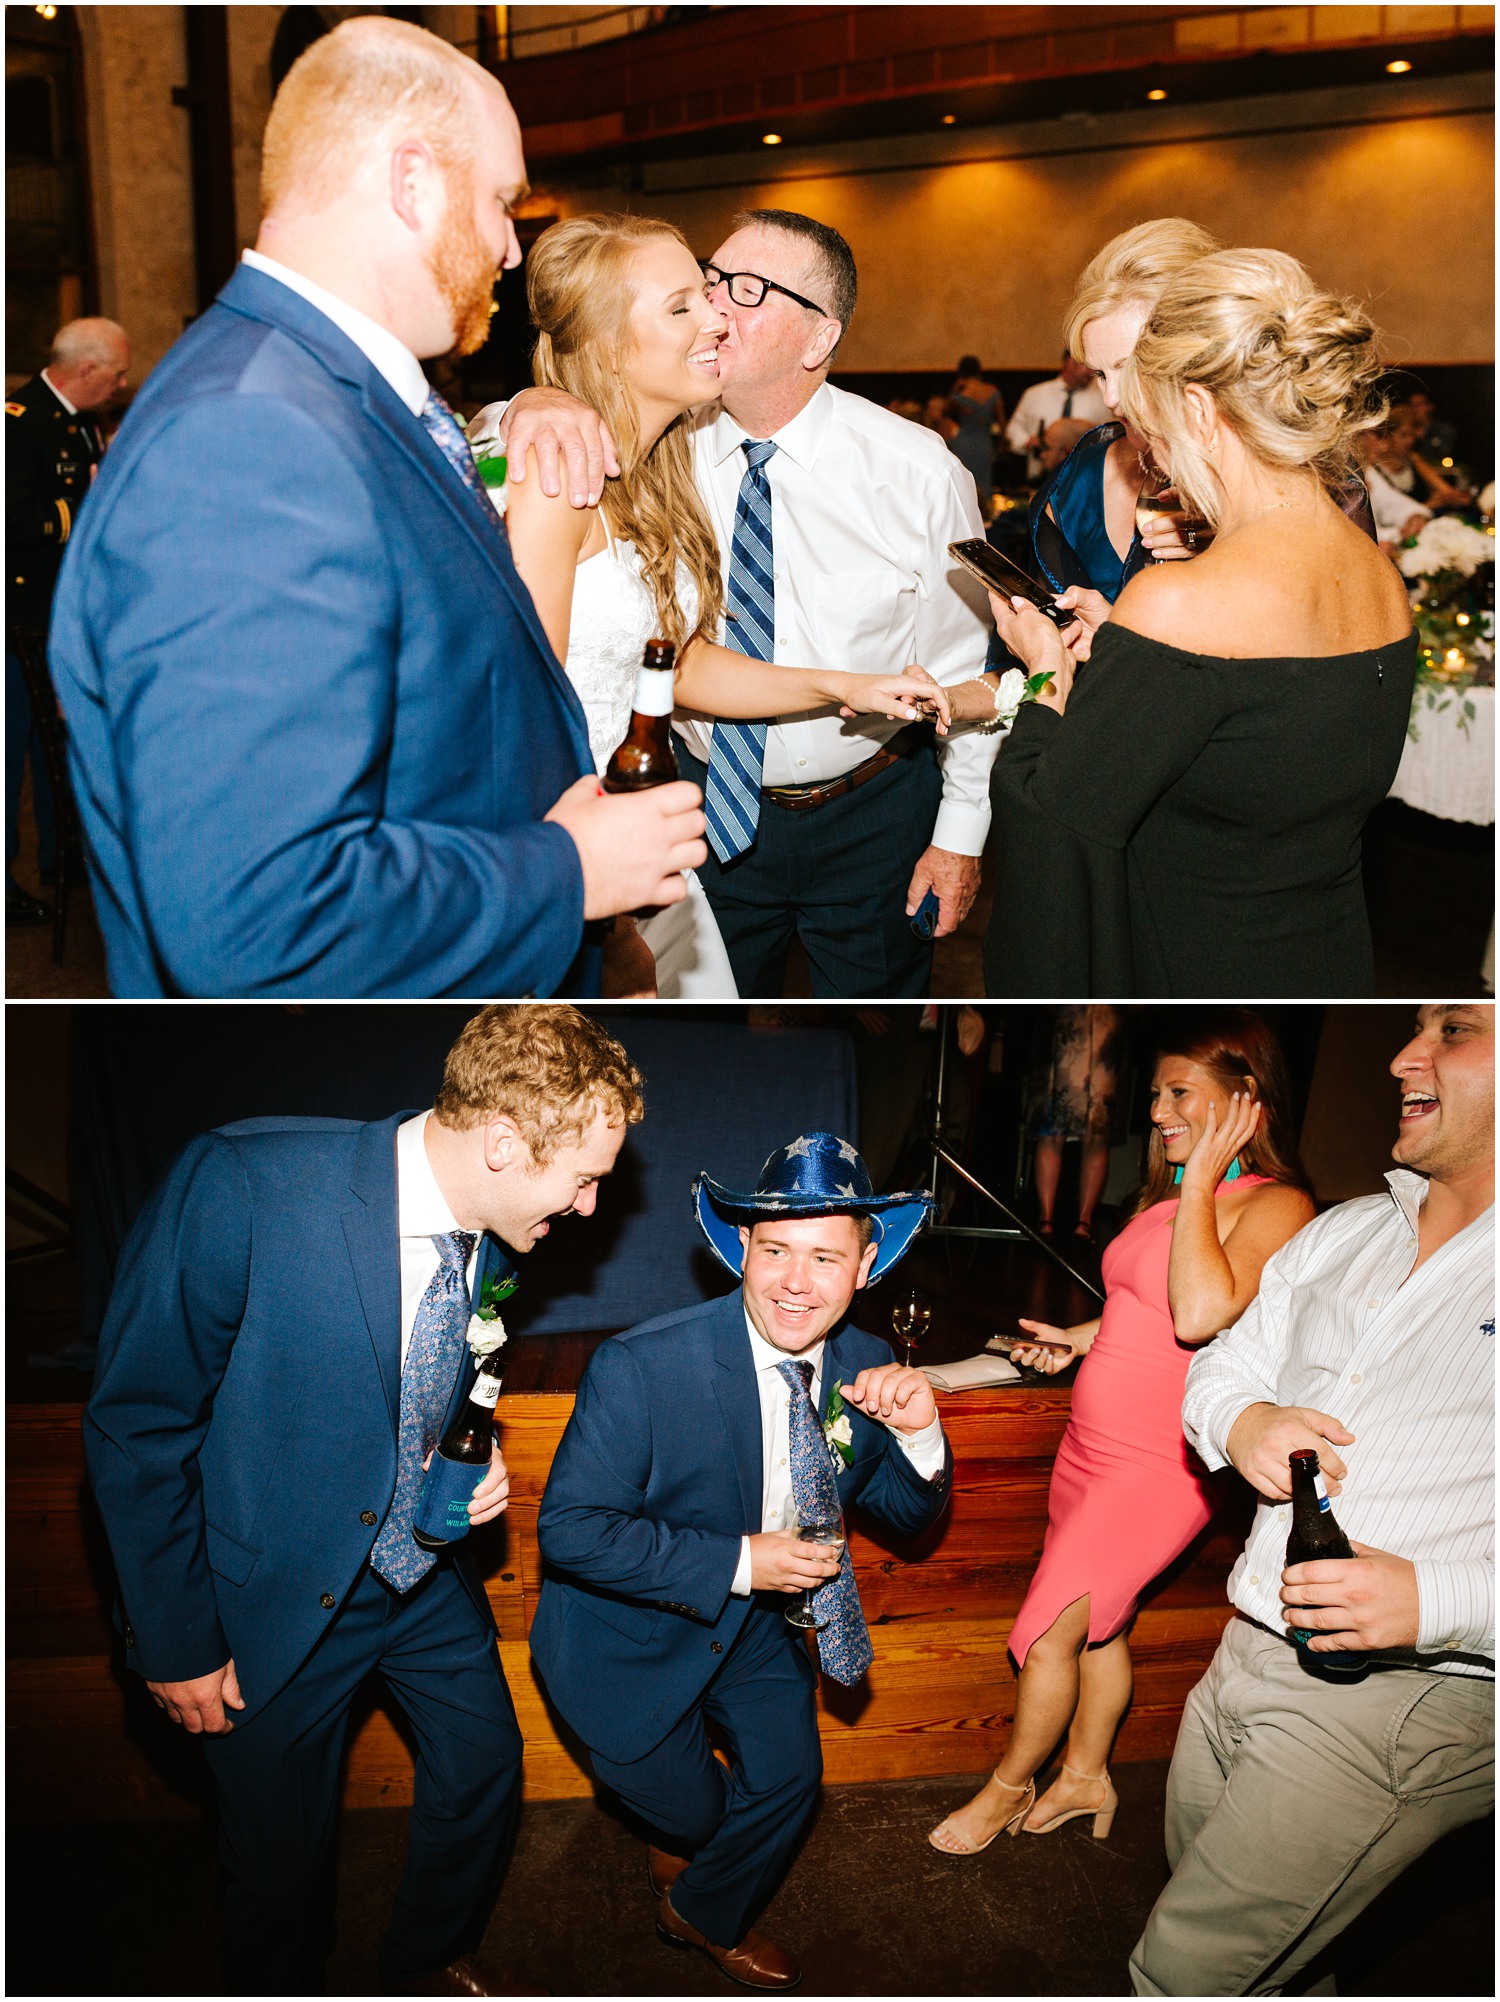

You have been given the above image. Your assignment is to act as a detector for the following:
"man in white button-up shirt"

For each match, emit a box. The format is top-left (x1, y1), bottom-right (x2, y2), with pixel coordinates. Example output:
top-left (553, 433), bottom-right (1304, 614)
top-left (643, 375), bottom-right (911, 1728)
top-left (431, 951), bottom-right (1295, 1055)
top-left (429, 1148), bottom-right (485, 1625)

top-left (1131, 1004), bottom-right (1494, 1996)
top-left (502, 209), bottom-right (997, 997)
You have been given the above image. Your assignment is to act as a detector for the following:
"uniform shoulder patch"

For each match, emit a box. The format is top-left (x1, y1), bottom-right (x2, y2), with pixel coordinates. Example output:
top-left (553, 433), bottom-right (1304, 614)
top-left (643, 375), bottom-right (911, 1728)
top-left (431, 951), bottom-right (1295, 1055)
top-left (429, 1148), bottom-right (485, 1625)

top-left (6, 402), bottom-right (25, 417)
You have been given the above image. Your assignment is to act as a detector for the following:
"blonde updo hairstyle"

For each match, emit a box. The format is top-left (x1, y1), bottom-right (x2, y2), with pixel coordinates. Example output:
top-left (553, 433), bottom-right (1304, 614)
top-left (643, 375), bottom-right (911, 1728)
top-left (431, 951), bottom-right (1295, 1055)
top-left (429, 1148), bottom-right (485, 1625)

top-left (526, 212), bottom-right (724, 650)
top-left (1062, 216), bottom-right (1222, 364)
top-left (1117, 248), bottom-right (1388, 529)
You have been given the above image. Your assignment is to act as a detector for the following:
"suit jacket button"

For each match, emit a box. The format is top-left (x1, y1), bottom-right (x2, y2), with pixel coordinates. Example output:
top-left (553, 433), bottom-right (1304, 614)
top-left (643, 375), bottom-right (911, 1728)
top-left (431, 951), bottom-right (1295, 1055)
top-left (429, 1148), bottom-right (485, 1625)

top-left (319, 1593), bottom-right (336, 1609)
top-left (124, 1623), bottom-right (136, 1648)
top-left (360, 1511), bottom-right (378, 1526)
top-left (710, 1641), bottom-right (723, 1653)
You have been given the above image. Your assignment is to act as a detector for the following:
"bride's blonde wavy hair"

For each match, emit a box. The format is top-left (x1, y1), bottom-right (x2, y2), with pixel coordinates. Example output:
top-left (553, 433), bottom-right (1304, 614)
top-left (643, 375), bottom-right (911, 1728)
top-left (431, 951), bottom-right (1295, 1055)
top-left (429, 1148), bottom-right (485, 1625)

top-left (1117, 248), bottom-right (1388, 528)
top-left (526, 213), bottom-right (724, 651)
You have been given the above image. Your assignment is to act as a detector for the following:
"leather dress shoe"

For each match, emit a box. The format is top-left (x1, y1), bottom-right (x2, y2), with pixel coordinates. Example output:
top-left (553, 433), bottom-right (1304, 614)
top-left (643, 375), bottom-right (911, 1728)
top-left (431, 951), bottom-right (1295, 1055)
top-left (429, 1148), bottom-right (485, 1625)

top-left (647, 1844), bottom-right (689, 1897)
top-left (656, 1891), bottom-right (800, 1991)
top-left (381, 1957), bottom-right (547, 1996)
top-left (6, 884), bottom-right (51, 926)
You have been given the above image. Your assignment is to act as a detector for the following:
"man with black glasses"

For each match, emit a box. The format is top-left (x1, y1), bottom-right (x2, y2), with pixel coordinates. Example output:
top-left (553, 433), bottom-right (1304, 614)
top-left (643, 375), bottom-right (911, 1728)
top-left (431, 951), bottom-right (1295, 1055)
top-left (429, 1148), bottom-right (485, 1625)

top-left (500, 208), bottom-right (996, 1000)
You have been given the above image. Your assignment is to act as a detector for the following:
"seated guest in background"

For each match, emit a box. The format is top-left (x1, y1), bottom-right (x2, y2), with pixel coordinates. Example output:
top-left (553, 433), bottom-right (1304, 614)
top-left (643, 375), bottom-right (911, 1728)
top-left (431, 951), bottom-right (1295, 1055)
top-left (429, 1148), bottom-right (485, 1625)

top-left (931, 1013), bottom-right (1313, 1856)
top-left (1356, 424), bottom-right (1431, 553)
top-left (970, 246), bottom-right (1416, 998)
top-left (1005, 349), bottom-right (1111, 482)
top-left (946, 355), bottom-right (1005, 511)
top-left (501, 207), bottom-right (997, 990)
top-left (47, 17), bottom-right (705, 997)
top-left (531, 1132), bottom-right (950, 1991)
top-left (1405, 383), bottom-right (1458, 466)
top-left (488, 211), bottom-right (947, 1001)
top-left (1036, 415), bottom-right (1093, 479)
top-left (1132, 1003), bottom-right (1494, 1996)
top-left (6, 315), bottom-right (130, 926)
top-left (1375, 400), bottom-right (1472, 512)
top-left (1030, 220), bottom-right (1222, 615)
top-left (84, 1004), bottom-right (645, 1996)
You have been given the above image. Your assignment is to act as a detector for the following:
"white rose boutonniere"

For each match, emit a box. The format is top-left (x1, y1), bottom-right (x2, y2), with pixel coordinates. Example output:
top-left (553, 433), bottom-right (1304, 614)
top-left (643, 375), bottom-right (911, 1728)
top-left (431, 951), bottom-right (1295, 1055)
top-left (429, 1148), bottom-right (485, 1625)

top-left (466, 1269), bottom-right (516, 1359)
top-left (823, 1381), bottom-right (854, 1472)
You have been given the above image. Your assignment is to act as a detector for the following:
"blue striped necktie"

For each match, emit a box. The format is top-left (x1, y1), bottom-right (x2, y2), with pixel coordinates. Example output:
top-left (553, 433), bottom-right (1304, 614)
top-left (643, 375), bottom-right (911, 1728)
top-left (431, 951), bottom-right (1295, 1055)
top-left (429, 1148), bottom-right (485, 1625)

top-left (705, 438), bottom-right (778, 863)
top-left (371, 1229), bottom-right (477, 1592)
top-left (777, 1358), bottom-right (874, 1686)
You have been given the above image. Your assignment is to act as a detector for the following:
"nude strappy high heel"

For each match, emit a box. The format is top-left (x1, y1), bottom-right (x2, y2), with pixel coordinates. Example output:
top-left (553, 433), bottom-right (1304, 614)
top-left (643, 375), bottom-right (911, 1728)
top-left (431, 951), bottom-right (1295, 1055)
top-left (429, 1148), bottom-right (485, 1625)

top-left (927, 1773), bottom-right (1036, 1856)
top-left (1024, 1763), bottom-right (1118, 1839)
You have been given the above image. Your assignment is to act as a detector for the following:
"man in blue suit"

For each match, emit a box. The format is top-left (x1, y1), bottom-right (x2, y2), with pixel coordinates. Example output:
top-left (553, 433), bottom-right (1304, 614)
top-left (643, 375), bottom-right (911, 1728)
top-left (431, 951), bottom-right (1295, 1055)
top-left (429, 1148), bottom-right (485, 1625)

top-left (48, 17), bottom-right (704, 996)
top-left (84, 1005), bottom-right (644, 1995)
top-left (531, 1131), bottom-right (952, 1990)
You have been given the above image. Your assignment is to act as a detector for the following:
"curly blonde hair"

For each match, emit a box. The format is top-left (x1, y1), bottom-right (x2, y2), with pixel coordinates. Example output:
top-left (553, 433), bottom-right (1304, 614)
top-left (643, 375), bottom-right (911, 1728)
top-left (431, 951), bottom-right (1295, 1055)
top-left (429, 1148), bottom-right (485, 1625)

top-left (1063, 217), bottom-right (1222, 362)
top-left (526, 213), bottom-right (724, 651)
top-left (1117, 247), bottom-right (1388, 527)
top-left (433, 1005), bottom-right (644, 1162)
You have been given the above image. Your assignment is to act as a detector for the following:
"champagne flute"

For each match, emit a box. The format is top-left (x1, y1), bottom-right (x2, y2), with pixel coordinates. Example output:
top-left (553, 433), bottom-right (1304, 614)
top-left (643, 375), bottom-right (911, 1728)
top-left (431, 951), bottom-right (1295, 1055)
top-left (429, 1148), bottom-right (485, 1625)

top-left (783, 1506), bottom-right (846, 1631)
top-left (890, 1287), bottom-right (933, 1367)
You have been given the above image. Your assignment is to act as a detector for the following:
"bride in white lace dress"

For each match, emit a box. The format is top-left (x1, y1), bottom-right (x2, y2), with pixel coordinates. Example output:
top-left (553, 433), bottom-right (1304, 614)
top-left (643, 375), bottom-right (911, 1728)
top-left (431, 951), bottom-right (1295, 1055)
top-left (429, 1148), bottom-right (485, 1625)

top-left (475, 213), bottom-right (946, 998)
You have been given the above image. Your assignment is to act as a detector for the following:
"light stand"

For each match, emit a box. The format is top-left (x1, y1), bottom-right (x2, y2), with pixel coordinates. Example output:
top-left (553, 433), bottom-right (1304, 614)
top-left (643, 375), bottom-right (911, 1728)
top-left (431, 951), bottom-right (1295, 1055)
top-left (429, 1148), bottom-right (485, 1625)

top-left (924, 1005), bottom-right (1106, 1306)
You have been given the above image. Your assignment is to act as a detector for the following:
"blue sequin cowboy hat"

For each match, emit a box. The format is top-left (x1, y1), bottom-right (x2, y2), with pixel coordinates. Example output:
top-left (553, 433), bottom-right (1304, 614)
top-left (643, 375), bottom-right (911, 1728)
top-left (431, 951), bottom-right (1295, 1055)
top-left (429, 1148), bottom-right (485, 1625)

top-left (693, 1131), bottom-right (936, 1285)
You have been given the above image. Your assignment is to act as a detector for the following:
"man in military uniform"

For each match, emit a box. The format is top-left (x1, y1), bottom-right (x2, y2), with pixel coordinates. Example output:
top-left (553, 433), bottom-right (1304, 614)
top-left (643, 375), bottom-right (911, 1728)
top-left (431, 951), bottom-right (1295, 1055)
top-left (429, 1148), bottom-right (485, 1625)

top-left (6, 316), bottom-right (130, 922)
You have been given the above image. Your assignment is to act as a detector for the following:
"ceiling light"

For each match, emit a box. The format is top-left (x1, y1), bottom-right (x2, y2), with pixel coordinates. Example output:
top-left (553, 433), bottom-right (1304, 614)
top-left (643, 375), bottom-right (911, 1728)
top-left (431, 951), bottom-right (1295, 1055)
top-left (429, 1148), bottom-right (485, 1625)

top-left (35, 4), bottom-right (58, 16)
top-left (1386, 59), bottom-right (1412, 73)
top-left (762, 132), bottom-right (782, 146)
top-left (941, 114), bottom-right (957, 125)
top-left (1147, 88), bottom-right (1168, 101)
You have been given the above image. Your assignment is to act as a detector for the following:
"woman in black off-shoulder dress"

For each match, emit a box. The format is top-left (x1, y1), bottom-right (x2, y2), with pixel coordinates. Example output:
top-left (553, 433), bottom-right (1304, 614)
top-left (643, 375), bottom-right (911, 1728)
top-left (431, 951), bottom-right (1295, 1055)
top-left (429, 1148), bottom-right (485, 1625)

top-left (959, 243), bottom-right (1416, 998)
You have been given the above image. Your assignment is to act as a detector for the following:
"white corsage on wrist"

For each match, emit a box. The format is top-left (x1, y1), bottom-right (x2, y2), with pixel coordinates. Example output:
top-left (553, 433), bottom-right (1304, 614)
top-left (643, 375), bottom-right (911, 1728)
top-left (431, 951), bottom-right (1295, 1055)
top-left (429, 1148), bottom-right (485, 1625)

top-left (964, 666), bottom-right (1056, 734)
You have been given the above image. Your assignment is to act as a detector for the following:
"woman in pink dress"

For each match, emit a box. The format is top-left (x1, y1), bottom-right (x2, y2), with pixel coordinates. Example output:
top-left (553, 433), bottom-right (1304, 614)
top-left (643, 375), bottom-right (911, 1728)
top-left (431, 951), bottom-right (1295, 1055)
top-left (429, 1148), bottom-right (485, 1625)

top-left (929, 1012), bottom-right (1315, 1854)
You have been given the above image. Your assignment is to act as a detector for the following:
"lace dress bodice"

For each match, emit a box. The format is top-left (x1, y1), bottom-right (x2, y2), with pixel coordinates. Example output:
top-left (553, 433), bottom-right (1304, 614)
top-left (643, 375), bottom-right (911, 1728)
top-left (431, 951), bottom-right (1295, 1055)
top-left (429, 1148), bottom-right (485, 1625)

top-left (566, 536), bottom-right (699, 774)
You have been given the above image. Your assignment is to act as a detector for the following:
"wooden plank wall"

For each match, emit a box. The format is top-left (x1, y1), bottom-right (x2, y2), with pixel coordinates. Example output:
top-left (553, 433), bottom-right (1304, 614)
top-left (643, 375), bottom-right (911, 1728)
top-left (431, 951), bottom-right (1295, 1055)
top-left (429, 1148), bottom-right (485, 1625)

top-left (7, 1392), bottom-right (1250, 1824)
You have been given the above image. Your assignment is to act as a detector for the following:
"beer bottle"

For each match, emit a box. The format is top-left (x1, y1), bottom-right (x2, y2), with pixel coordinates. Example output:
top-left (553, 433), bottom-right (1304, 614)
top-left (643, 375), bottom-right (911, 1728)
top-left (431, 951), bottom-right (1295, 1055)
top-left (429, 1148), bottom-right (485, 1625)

top-left (1285, 1448), bottom-right (1368, 1681)
top-left (411, 1347), bottom-right (506, 1550)
top-left (603, 638), bottom-right (679, 791)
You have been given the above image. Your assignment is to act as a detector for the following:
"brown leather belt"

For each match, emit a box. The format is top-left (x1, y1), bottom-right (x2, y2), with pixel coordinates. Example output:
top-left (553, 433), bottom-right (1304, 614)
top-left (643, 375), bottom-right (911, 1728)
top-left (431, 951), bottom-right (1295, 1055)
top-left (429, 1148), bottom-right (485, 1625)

top-left (763, 729), bottom-right (915, 812)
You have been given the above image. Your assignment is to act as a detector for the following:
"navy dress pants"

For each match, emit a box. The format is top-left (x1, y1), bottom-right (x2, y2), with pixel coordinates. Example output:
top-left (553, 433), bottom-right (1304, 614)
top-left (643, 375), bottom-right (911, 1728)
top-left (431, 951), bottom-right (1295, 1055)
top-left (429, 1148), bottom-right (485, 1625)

top-left (203, 1560), bottom-right (521, 1995)
top-left (586, 1601), bottom-right (823, 1950)
top-left (677, 737), bottom-right (941, 998)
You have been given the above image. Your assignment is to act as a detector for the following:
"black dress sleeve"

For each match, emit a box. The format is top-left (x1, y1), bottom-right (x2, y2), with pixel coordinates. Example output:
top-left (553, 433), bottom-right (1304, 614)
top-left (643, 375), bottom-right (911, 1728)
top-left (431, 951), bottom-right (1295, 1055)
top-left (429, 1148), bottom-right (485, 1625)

top-left (999, 625), bottom-right (1232, 850)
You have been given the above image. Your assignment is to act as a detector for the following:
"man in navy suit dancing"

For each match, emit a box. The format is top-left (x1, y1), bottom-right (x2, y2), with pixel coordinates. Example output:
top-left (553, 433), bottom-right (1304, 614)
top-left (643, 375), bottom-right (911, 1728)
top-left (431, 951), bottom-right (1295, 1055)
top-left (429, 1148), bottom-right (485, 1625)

top-left (48, 16), bottom-right (704, 996)
top-left (530, 1132), bottom-right (953, 1990)
top-left (84, 1005), bottom-right (644, 1995)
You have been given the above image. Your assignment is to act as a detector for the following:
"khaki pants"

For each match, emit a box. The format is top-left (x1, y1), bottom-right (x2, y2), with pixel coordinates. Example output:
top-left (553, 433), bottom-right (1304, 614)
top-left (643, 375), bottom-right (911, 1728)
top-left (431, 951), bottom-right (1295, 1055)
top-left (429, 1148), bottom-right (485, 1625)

top-left (1130, 1615), bottom-right (1494, 1996)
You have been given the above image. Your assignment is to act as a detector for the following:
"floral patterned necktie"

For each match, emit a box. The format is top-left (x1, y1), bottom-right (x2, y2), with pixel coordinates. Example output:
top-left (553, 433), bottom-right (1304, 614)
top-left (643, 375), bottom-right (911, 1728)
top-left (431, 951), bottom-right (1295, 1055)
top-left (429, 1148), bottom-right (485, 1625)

top-left (776, 1358), bottom-right (873, 1685)
top-left (419, 389), bottom-right (503, 533)
top-left (371, 1229), bottom-right (477, 1592)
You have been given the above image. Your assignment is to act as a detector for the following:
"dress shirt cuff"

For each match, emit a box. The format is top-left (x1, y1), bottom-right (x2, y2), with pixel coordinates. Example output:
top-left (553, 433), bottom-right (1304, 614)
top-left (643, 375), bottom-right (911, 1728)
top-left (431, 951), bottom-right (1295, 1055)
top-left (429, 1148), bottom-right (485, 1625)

top-left (930, 799), bottom-right (990, 857)
top-left (1181, 1390), bottom-right (1249, 1473)
top-left (1414, 1556), bottom-right (1496, 1659)
top-left (891, 1414), bottom-right (947, 1479)
top-left (731, 1536), bottom-right (753, 1597)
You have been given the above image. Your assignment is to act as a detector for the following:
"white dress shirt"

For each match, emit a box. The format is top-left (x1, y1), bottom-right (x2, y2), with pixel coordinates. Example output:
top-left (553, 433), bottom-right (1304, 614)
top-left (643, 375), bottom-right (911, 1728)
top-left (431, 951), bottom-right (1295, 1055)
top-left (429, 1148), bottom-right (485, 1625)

top-left (241, 248), bottom-right (431, 417)
top-left (728, 1310), bottom-right (946, 1594)
top-left (1182, 1172), bottom-right (1494, 1674)
top-left (1364, 460), bottom-right (1431, 542)
top-left (396, 1112), bottom-right (480, 1367)
top-left (1004, 374), bottom-right (1112, 476)
top-left (679, 385), bottom-right (997, 856)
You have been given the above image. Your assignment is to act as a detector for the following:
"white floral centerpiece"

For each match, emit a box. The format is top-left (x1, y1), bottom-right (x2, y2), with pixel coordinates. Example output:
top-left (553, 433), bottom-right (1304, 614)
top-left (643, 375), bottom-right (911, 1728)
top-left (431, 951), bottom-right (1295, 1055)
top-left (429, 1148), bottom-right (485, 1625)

top-left (1396, 516), bottom-right (1495, 742)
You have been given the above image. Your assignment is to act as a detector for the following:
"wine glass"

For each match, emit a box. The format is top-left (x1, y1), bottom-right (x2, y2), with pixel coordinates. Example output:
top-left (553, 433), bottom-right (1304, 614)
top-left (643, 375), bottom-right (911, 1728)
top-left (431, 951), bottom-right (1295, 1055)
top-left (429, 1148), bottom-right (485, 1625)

top-left (784, 1506), bottom-right (846, 1631)
top-left (890, 1287), bottom-right (933, 1367)
top-left (1134, 465), bottom-right (1183, 558)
